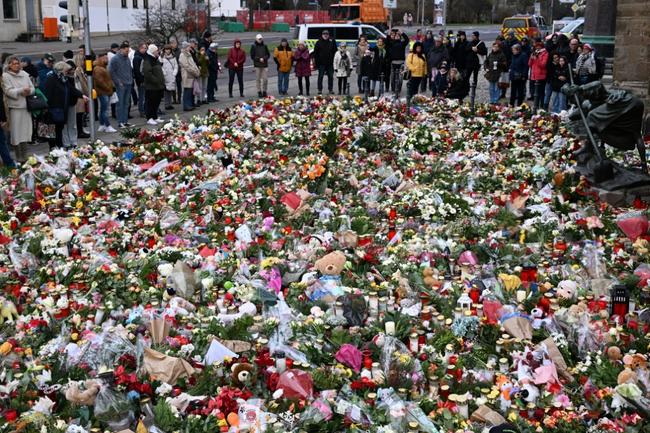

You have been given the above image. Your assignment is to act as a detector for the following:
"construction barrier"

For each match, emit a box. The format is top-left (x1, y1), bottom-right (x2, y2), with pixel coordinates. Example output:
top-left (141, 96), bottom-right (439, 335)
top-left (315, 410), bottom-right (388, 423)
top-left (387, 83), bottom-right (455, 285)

top-left (236, 10), bottom-right (331, 29)
top-left (271, 22), bottom-right (291, 32)
top-left (218, 21), bottom-right (246, 32)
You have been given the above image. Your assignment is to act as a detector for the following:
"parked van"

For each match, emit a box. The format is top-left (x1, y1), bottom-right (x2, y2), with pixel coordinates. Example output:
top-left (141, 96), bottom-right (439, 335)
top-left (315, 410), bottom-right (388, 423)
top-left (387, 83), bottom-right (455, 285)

top-left (501, 15), bottom-right (550, 40)
top-left (561, 18), bottom-right (585, 38)
top-left (293, 23), bottom-right (386, 51)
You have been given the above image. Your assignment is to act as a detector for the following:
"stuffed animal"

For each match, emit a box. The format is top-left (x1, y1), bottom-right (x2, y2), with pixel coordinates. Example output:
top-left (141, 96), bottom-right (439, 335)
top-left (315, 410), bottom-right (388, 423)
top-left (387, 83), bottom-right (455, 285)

top-left (617, 368), bottom-right (638, 385)
top-left (607, 346), bottom-right (622, 362)
top-left (65, 380), bottom-right (101, 406)
top-left (231, 363), bottom-right (256, 388)
top-left (0, 298), bottom-right (18, 324)
top-left (310, 251), bottom-right (347, 302)
top-left (556, 280), bottom-right (577, 300)
top-left (623, 353), bottom-right (648, 370)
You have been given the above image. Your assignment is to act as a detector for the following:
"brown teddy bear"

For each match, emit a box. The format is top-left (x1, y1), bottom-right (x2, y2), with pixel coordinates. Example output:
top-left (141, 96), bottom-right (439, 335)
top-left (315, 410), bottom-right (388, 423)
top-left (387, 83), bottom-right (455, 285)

top-left (422, 267), bottom-right (440, 290)
top-left (65, 380), bottom-right (101, 406)
top-left (311, 251), bottom-right (347, 302)
top-left (315, 251), bottom-right (346, 275)
top-left (231, 363), bottom-right (256, 388)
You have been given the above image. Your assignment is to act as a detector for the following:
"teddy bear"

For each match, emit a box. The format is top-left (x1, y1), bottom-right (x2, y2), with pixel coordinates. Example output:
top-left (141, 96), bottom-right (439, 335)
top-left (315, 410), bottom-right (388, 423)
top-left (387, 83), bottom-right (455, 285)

top-left (0, 298), bottom-right (18, 324)
top-left (65, 380), bottom-right (101, 406)
top-left (310, 251), bottom-right (347, 302)
top-left (607, 346), bottom-right (622, 362)
top-left (231, 363), bottom-right (256, 388)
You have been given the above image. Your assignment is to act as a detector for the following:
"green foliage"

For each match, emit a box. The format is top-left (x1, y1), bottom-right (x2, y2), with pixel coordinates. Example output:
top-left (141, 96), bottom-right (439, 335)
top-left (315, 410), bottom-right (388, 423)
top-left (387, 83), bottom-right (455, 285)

top-left (189, 364), bottom-right (224, 396)
top-left (154, 400), bottom-right (182, 432)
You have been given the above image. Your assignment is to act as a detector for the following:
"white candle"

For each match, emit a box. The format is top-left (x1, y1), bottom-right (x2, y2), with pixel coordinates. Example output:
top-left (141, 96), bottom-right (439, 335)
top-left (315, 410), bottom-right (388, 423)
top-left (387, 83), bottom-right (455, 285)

top-left (516, 289), bottom-right (527, 303)
top-left (385, 321), bottom-right (395, 335)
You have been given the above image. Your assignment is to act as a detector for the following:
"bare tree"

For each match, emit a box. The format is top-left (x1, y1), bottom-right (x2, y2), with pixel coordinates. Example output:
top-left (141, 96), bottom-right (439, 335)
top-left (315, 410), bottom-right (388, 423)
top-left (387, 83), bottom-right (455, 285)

top-left (134, 0), bottom-right (188, 44)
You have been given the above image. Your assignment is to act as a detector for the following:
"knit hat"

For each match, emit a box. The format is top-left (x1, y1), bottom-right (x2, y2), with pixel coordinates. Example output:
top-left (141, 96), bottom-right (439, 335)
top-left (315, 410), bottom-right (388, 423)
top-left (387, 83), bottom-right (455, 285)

top-left (110, 43), bottom-right (119, 49)
top-left (209, 42), bottom-right (218, 50)
top-left (256, 34), bottom-right (263, 41)
top-left (582, 43), bottom-right (593, 51)
top-left (182, 41), bottom-right (191, 49)
top-left (63, 50), bottom-right (74, 59)
top-left (43, 53), bottom-right (55, 62)
top-left (472, 31), bottom-right (480, 37)
top-left (147, 44), bottom-right (159, 56)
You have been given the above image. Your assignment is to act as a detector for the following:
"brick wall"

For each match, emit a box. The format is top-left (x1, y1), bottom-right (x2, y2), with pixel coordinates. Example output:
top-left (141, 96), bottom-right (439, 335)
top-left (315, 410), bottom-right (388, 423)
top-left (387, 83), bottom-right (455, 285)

top-left (614, 0), bottom-right (650, 111)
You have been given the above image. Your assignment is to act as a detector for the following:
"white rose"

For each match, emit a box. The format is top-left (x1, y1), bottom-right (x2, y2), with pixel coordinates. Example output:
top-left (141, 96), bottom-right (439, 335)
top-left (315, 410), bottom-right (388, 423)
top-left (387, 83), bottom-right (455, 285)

top-left (158, 263), bottom-right (174, 277)
top-left (201, 277), bottom-right (214, 289)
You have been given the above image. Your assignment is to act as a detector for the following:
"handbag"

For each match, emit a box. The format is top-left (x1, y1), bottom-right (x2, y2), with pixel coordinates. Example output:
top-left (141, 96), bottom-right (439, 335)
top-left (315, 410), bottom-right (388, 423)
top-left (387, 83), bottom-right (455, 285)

top-left (109, 92), bottom-right (119, 104)
top-left (26, 93), bottom-right (48, 112)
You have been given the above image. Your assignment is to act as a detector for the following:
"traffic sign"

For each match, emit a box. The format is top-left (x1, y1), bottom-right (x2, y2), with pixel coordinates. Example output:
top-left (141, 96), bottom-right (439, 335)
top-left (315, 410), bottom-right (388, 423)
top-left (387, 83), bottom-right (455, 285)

top-left (383, 0), bottom-right (397, 8)
top-left (571, 3), bottom-right (579, 12)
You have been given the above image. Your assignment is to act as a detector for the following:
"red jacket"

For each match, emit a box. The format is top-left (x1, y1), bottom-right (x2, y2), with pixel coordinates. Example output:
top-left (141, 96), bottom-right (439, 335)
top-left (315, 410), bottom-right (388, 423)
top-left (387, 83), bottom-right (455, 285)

top-left (227, 40), bottom-right (246, 71)
top-left (528, 48), bottom-right (548, 80)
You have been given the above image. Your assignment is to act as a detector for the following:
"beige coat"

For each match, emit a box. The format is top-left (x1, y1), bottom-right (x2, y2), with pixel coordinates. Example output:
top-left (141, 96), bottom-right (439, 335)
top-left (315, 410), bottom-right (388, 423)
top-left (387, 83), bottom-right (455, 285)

top-left (179, 50), bottom-right (200, 89)
top-left (2, 69), bottom-right (34, 146)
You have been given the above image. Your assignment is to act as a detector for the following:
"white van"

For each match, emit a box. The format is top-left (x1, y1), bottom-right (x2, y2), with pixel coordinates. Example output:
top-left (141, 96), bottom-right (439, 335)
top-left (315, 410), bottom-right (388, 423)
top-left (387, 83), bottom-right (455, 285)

top-left (292, 23), bottom-right (386, 51)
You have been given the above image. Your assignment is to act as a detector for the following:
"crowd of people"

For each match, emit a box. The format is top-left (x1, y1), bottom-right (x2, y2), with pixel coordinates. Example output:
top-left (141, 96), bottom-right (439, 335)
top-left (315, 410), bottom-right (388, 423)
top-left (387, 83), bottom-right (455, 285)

top-left (0, 27), bottom-right (604, 168)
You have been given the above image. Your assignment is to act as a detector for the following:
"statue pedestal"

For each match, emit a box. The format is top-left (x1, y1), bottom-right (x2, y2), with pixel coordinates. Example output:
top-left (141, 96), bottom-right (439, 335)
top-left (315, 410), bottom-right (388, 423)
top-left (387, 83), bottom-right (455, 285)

top-left (583, 0), bottom-right (617, 57)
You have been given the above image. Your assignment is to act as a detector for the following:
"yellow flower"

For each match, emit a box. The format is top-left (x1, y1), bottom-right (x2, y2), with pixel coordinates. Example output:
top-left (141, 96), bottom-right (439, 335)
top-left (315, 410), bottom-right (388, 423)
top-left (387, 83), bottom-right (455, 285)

top-left (0, 341), bottom-right (12, 356)
top-left (75, 201), bottom-right (84, 210)
top-left (498, 273), bottom-right (521, 291)
top-left (508, 411), bottom-right (518, 422)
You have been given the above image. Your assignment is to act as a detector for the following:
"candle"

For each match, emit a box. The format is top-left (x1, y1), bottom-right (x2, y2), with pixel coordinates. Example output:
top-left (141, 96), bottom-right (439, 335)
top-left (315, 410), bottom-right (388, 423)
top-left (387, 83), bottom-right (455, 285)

top-left (409, 332), bottom-right (419, 353)
top-left (385, 321), bottom-right (395, 335)
top-left (275, 351), bottom-right (286, 373)
top-left (516, 289), bottom-right (527, 303)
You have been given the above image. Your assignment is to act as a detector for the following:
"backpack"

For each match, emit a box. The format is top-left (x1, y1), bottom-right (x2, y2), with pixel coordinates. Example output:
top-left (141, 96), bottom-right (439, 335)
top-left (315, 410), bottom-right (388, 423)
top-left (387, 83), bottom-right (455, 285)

top-left (595, 56), bottom-right (605, 79)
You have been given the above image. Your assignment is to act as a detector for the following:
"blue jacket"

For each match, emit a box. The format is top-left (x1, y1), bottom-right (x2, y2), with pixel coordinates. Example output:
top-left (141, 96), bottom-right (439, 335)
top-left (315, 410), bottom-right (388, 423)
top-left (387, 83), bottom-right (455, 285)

top-left (36, 61), bottom-right (52, 92)
top-left (108, 52), bottom-right (134, 87)
top-left (509, 52), bottom-right (529, 80)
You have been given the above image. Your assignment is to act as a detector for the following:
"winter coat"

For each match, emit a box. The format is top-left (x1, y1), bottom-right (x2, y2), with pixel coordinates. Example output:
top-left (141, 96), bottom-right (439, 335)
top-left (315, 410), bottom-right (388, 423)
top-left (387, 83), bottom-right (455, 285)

top-left (422, 36), bottom-right (435, 56)
top-left (43, 73), bottom-right (82, 124)
top-left (161, 55), bottom-right (179, 92)
top-left (575, 52), bottom-right (596, 77)
top-left (207, 50), bottom-right (219, 76)
top-left (433, 72), bottom-right (448, 96)
top-left (369, 46), bottom-right (390, 81)
top-left (509, 52), bottom-right (529, 81)
top-left (313, 38), bottom-right (337, 68)
top-left (274, 46), bottom-right (293, 73)
top-left (108, 52), bottom-right (134, 87)
top-left (452, 39), bottom-right (469, 70)
top-left (250, 42), bottom-right (270, 68)
top-left (179, 49), bottom-right (200, 88)
top-left (293, 47), bottom-right (311, 77)
top-left (133, 51), bottom-right (145, 85)
top-left (359, 47), bottom-right (374, 78)
top-left (426, 44), bottom-right (449, 70)
top-left (551, 63), bottom-right (570, 91)
top-left (447, 76), bottom-right (468, 99)
top-left (142, 54), bottom-right (165, 91)
top-left (528, 48), bottom-right (548, 80)
top-left (483, 50), bottom-right (507, 82)
top-left (227, 42), bottom-right (246, 72)
top-left (386, 33), bottom-right (410, 62)
top-left (333, 49), bottom-right (352, 78)
top-left (92, 57), bottom-right (114, 96)
top-left (36, 61), bottom-right (52, 92)
top-left (354, 41), bottom-right (369, 74)
top-left (406, 53), bottom-right (427, 78)
top-left (465, 39), bottom-right (487, 70)
top-left (198, 53), bottom-right (209, 78)
top-left (2, 69), bottom-right (34, 109)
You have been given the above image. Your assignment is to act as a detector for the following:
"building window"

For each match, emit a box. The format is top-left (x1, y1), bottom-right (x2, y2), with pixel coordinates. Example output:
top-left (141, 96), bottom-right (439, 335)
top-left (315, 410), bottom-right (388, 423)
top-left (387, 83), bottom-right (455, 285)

top-left (133, 0), bottom-right (138, 8)
top-left (3, 0), bottom-right (18, 20)
top-left (121, 0), bottom-right (127, 8)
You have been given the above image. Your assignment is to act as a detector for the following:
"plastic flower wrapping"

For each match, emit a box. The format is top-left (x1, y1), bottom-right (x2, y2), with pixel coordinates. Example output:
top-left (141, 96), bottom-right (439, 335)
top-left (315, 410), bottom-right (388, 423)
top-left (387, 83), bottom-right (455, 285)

top-left (0, 95), bottom-right (649, 433)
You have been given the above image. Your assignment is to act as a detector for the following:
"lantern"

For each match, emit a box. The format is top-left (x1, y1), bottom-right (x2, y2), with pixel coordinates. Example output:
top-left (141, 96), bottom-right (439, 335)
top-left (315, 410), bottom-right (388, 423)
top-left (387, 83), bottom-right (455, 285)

top-left (610, 284), bottom-right (629, 322)
top-left (457, 292), bottom-right (473, 313)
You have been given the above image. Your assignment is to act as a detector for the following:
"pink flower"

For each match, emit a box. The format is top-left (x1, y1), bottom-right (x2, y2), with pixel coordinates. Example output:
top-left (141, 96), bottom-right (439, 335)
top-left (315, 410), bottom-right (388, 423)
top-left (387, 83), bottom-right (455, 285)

top-left (554, 393), bottom-right (571, 408)
top-left (586, 215), bottom-right (604, 229)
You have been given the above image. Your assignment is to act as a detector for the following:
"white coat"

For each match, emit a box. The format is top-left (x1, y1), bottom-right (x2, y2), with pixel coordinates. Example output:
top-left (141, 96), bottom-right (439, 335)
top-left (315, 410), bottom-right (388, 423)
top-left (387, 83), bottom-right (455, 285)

top-left (334, 49), bottom-right (352, 78)
top-left (2, 69), bottom-right (35, 146)
top-left (161, 55), bottom-right (179, 92)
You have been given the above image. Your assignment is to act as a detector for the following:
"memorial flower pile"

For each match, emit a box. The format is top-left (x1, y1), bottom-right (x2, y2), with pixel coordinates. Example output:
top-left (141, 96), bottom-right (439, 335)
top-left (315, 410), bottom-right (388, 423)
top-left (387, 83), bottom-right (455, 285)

top-left (0, 96), bottom-right (649, 433)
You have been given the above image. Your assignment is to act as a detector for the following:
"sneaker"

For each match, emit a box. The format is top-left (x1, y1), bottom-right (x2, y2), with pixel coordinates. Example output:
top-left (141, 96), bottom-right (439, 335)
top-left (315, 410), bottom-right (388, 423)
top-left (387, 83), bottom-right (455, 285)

top-left (165, 105), bottom-right (174, 110)
top-left (155, 118), bottom-right (165, 124)
top-left (105, 126), bottom-right (117, 133)
top-left (147, 119), bottom-right (158, 125)
top-left (119, 123), bottom-right (128, 128)
top-left (97, 125), bottom-right (106, 132)
top-left (229, 93), bottom-right (233, 98)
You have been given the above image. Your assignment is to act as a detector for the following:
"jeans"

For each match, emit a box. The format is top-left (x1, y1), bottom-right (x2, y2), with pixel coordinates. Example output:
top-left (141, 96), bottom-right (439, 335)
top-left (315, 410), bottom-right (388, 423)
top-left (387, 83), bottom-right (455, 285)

top-left (407, 77), bottom-right (422, 100)
top-left (337, 76), bottom-right (348, 95)
top-left (510, 79), bottom-right (526, 106)
top-left (550, 91), bottom-right (567, 113)
top-left (543, 81), bottom-right (553, 109)
top-left (183, 87), bottom-right (194, 110)
top-left (228, 69), bottom-right (244, 96)
top-left (317, 65), bottom-right (334, 93)
top-left (200, 77), bottom-right (208, 102)
top-left (137, 83), bottom-right (146, 114)
top-left (532, 79), bottom-right (546, 110)
top-left (278, 71), bottom-right (290, 94)
top-left (145, 89), bottom-right (163, 120)
top-left (164, 90), bottom-right (175, 107)
top-left (0, 129), bottom-right (15, 168)
top-left (255, 67), bottom-right (268, 93)
top-left (62, 106), bottom-right (77, 147)
top-left (98, 95), bottom-right (111, 126)
top-left (207, 73), bottom-right (218, 100)
top-left (116, 84), bottom-right (132, 125)
top-left (488, 81), bottom-right (501, 103)
top-left (297, 76), bottom-right (310, 95)
top-left (391, 63), bottom-right (404, 93)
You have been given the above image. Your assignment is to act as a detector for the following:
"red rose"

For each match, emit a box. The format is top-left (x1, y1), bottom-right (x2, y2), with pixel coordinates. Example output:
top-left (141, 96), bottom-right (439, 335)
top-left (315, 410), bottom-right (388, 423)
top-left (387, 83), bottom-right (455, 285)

top-left (3, 409), bottom-right (18, 422)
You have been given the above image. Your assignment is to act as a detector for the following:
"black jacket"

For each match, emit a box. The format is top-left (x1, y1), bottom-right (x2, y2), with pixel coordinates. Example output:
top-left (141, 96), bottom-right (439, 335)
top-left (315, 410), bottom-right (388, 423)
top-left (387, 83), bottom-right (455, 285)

top-left (386, 33), bottom-right (410, 62)
top-left (207, 50), bottom-right (219, 76)
top-left (465, 39), bottom-right (488, 70)
top-left (142, 54), bottom-right (165, 91)
top-left (0, 88), bottom-right (6, 123)
top-left (452, 39), bottom-right (469, 70)
top-left (250, 42), bottom-right (270, 68)
top-left (44, 74), bottom-right (82, 123)
top-left (447, 77), bottom-right (468, 99)
top-left (550, 63), bottom-right (569, 91)
top-left (427, 45), bottom-right (449, 70)
top-left (369, 46), bottom-right (390, 81)
top-left (313, 38), bottom-right (337, 68)
top-left (133, 51), bottom-right (145, 85)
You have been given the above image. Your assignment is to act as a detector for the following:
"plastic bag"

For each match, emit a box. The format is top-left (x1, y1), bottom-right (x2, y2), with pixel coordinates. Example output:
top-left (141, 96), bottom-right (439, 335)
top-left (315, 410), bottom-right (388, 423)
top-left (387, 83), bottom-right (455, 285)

top-left (380, 336), bottom-right (424, 388)
top-left (581, 241), bottom-right (607, 280)
top-left (340, 293), bottom-right (368, 327)
top-left (276, 369), bottom-right (313, 400)
top-left (74, 328), bottom-right (136, 371)
top-left (299, 398), bottom-right (333, 425)
top-left (8, 242), bottom-right (38, 274)
top-left (634, 264), bottom-right (650, 281)
top-left (159, 207), bottom-right (180, 230)
top-left (616, 211), bottom-right (649, 241)
top-left (94, 382), bottom-right (134, 430)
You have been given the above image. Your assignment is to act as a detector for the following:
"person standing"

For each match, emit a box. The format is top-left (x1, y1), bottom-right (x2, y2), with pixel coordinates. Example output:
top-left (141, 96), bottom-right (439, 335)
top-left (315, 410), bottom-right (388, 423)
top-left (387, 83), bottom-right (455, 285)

top-left (72, 52), bottom-right (90, 139)
top-left (334, 42), bottom-right (352, 95)
top-left (313, 30), bottom-right (337, 95)
top-left (528, 38), bottom-right (548, 110)
top-left (464, 31), bottom-right (487, 88)
top-left (251, 34), bottom-right (270, 98)
top-left (0, 82), bottom-right (16, 168)
top-left (369, 37), bottom-right (390, 96)
top-left (227, 39), bottom-right (246, 98)
top-left (207, 42), bottom-right (220, 103)
top-left (36, 53), bottom-right (55, 92)
top-left (109, 42), bottom-right (134, 128)
top-left (566, 38), bottom-right (580, 70)
top-left (452, 31), bottom-right (468, 72)
top-left (93, 52), bottom-right (117, 133)
top-left (61, 59), bottom-right (79, 147)
top-left (484, 42), bottom-right (508, 104)
top-left (386, 29), bottom-right (410, 93)
top-left (199, 31), bottom-right (213, 51)
top-left (2, 56), bottom-right (34, 161)
top-left (44, 62), bottom-right (84, 149)
top-left (549, 56), bottom-right (569, 113)
top-left (426, 36), bottom-right (449, 96)
top-left (161, 46), bottom-right (179, 110)
top-left (21, 57), bottom-right (38, 82)
top-left (508, 44), bottom-right (528, 107)
top-left (575, 43), bottom-right (596, 85)
top-left (294, 41), bottom-right (311, 96)
top-left (179, 41), bottom-right (200, 111)
top-left (274, 38), bottom-right (293, 96)
top-left (170, 38), bottom-right (182, 104)
top-left (197, 46), bottom-right (209, 104)
top-left (133, 43), bottom-right (147, 117)
top-left (354, 35), bottom-right (370, 93)
top-left (405, 41), bottom-right (427, 101)
top-left (142, 44), bottom-right (165, 125)
top-left (403, 12), bottom-right (408, 26)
